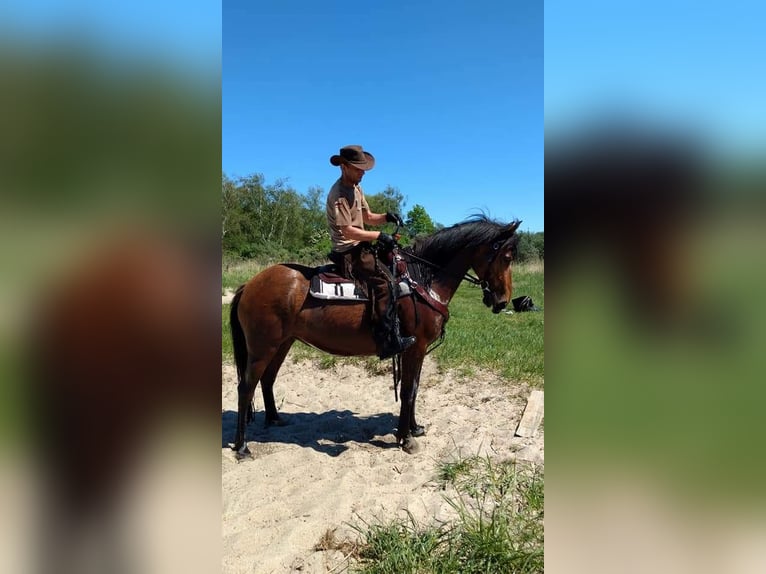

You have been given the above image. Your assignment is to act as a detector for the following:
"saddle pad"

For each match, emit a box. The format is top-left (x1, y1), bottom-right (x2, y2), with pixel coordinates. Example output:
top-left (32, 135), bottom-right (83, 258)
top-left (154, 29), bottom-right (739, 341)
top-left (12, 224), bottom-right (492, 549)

top-left (309, 274), bottom-right (367, 300)
top-left (309, 275), bottom-right (412, 302)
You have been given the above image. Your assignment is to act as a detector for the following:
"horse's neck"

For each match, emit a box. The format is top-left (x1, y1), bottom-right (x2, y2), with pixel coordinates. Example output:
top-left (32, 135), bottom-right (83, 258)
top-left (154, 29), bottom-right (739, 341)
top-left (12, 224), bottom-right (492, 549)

top-left (430, 252), bottom-right (472, 304)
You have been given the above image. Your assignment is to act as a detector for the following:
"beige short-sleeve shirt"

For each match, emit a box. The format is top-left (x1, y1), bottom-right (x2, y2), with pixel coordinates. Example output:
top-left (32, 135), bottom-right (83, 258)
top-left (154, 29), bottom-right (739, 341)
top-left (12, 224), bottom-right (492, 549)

top-left (326, 179), bottom-right (370, 252)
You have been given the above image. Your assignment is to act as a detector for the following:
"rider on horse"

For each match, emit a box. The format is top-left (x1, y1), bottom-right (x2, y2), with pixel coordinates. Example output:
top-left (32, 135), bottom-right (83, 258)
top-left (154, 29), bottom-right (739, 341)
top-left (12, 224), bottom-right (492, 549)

top-left (325, 145), bottom-right (416, 360)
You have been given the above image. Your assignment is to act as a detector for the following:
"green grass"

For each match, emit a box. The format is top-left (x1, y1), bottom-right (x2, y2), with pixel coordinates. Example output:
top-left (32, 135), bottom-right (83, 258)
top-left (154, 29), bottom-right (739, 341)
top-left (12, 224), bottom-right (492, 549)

top-left (221, 257), bottom-right (264, 293)
top-left (222, 304), bottom-right (233, 361)
top-left (431, 262), bottom-right (544, 386)
top-left (222, 261), bottom-right (544, 386)
top-left (344, 455), bottom-right (544, 574)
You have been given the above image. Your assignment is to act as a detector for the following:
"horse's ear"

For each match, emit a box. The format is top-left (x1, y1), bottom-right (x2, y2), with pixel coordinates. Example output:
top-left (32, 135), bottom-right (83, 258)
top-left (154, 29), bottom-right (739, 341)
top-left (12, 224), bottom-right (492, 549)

top-left (495, 220), bottom-right (522, 244)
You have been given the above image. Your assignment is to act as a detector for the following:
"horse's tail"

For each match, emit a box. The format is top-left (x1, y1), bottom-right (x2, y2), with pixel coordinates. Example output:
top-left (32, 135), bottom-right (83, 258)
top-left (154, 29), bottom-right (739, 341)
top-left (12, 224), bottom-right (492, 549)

top-left (229, 284), bottom-right (248, 385)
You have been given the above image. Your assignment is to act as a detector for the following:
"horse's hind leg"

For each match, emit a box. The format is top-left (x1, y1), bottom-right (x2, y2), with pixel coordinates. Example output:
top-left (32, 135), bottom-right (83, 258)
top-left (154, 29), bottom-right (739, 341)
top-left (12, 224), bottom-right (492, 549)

top-left (233, 339), bottom-right (295, 457)
top-left (233, 357), bottom-right (267, 457)
top-left (260, 338), bottom-right (295, 426)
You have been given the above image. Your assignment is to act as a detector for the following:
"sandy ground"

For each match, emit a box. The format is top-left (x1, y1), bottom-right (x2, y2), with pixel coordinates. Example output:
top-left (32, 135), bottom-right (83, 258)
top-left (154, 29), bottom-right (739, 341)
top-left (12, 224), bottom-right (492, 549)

top-left (221, 350), bottom-right (544, 574)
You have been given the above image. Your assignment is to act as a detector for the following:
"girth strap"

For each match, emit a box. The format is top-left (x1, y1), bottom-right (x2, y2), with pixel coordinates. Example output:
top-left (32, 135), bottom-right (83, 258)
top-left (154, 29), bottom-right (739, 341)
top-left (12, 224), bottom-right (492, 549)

top-left (393, 253), bottom-right (450, 320)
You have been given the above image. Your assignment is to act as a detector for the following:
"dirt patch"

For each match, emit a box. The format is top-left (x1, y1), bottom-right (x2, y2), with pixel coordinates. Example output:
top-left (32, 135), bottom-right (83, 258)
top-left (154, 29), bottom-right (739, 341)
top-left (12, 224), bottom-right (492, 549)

top-left (221, 356), bottom-right (543, 573)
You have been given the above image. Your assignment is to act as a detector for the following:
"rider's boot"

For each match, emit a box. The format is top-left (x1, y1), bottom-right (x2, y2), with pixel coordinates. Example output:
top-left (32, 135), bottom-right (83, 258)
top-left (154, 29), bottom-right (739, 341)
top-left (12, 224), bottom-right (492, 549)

top-left (376, 316), bottom-right (416, 360)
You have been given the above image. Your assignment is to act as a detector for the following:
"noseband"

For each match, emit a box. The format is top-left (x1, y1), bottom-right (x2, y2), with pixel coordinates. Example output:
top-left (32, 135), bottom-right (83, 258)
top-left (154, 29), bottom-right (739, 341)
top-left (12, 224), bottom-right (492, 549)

top-left (480, 240), bottom-right (507, 300)
top-left (472, 240), bottom-right (509, 300)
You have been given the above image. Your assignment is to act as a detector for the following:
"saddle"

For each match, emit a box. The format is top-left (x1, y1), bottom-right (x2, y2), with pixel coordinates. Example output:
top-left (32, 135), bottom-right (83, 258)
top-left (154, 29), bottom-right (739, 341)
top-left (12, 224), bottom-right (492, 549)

top-left (307, 257), bottom-right (449, 321)
top-left (308, 264), bottom-right (412, 302)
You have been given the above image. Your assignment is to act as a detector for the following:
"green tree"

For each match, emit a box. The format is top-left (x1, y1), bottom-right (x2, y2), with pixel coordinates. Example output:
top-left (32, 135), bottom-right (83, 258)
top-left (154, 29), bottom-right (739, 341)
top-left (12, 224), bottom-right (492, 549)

top-left (222, 172), bottom-right (268, 257)
top-left (222, 174), bottom-right (438, 264)
top-left (365, 185), bottom-right (405, 221)
top-left (515, 231), bottom-right (539, 263)
top-left (296, 185), bottom-right (332, 262)
top-left (532, 231), bottom-right (544, 260)
top-left (221, 173), bottom-right (305, 259)
top-left (405, 204), bottom-right (436, 237)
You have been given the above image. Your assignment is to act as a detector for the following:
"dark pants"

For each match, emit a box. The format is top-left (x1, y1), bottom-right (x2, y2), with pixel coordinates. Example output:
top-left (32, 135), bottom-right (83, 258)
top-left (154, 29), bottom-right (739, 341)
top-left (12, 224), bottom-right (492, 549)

top-left (330, 243), bottom-right (395, 340)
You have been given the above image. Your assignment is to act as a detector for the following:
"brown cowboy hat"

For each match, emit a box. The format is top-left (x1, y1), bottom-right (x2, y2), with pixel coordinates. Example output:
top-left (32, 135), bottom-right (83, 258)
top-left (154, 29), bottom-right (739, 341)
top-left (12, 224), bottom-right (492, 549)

top-left (329, 145), bottom-right (375, 170)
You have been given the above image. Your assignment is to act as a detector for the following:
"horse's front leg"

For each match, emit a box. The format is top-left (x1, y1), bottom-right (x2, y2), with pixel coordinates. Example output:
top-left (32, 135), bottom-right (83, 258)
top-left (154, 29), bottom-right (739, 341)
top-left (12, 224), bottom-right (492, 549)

top-left (246, 400), bottom-right (255, 425)
top-left (395, 393), bottom-right (417, 454)
top-left (396, 352), bottom-right (426, 453)
top-left (409, 361), bottom-right (426, 437)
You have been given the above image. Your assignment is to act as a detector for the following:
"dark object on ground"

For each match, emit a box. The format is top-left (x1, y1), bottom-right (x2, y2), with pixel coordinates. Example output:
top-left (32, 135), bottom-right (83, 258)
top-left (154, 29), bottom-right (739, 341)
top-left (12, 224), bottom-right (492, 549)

top-left (512, 295), bottom-right (541, 312)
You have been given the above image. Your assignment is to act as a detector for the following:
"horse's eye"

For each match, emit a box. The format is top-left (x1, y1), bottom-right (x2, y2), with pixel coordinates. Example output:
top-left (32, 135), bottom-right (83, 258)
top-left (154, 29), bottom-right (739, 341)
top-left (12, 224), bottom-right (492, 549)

top-left (492, 242), bottom-right (500, 251)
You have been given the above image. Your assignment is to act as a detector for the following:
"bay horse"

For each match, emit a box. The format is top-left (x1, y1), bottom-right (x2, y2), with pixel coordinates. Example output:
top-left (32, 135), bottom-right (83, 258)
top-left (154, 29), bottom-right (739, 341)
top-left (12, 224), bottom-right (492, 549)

top-left (229, 215), bottom-right (521, 456)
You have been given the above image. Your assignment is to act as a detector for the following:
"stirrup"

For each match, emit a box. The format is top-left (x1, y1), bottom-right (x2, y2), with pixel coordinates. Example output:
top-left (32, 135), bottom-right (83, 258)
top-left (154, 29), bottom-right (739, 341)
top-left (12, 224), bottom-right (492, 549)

top-left (378, 335), bottom-right (416, 360)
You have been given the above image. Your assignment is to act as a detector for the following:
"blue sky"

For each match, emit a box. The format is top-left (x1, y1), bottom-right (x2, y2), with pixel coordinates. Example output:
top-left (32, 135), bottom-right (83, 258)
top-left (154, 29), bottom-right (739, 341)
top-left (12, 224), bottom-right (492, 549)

top-left (2, 0), bottom-right (220, 73)
top-left (5, 0), bottom-right (765, 234)
top-left (545, 0), bottom-right (766, 157)
top-left (223, 1), bottom-right (543, 231)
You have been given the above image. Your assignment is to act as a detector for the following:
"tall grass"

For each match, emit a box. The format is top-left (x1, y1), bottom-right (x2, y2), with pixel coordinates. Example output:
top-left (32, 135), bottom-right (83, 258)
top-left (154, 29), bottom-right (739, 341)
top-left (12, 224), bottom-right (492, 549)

top-left (345, 455), bottom-right (544, 574)
top-left (222, 304), bottom-right (233, 361)
top-left (221, 256), bottom-right (264, 293)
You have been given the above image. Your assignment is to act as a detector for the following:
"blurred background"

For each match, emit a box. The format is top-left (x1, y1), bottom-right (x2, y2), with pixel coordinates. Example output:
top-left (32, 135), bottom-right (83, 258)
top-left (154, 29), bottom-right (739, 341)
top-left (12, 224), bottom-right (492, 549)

top-left (0, 2), bottom-right (221, 573)
top-left (545, 0), bottom-right (766, 572)
top-left (3, 0), bottom-right (766, 572)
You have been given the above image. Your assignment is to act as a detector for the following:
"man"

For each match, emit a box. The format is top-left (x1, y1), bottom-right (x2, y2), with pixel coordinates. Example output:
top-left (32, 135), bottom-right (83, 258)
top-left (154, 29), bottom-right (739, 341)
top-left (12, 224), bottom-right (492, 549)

top-left (325, 144), bottom-right (415, 360)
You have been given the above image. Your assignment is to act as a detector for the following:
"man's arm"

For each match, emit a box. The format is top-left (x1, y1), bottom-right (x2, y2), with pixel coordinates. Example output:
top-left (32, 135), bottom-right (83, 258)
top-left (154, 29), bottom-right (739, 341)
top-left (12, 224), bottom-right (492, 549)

top-left (364, 210), bottom-right (405, 228)
top-left (339, 225), bottom-right (384, 243)
top-left (362, 211), bottom-right (387, 226)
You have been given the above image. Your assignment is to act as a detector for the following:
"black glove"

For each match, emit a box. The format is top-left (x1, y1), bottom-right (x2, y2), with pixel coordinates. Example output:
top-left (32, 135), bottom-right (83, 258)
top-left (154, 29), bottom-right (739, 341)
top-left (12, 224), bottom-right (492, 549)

top-left (385, 212), bottom-right (404, 227)
top-left (377, 232), bottom-right (396, 249)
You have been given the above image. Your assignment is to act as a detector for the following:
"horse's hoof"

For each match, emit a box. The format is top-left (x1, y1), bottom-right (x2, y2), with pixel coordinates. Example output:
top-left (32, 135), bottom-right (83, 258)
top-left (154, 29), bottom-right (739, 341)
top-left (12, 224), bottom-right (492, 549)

top-left (411, 425), bottom-right (426, 437)
top-left (265, 415), bottom-right (286, 428)
top-left (233, 443), bottom-right (252, 461)
top-left (400, 436), bottom-right (420, 454)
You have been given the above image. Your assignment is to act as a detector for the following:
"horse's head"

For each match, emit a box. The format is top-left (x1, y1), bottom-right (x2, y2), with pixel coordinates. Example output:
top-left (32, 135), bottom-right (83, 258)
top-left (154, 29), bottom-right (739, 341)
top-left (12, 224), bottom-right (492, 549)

top-left (471, 220), bottom-right (521, 313)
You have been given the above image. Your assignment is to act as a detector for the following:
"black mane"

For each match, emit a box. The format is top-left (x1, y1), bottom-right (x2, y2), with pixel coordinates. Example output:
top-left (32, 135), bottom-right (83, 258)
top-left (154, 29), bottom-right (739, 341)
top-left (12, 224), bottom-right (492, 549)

top-left (403, 215), bottom-right (519, 288)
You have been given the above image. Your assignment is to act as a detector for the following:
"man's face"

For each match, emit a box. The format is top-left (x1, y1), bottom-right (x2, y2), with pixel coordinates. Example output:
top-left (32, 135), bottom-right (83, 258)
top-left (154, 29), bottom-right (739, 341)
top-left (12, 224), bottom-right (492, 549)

top-left (342, 163), bottom-right (365, 185)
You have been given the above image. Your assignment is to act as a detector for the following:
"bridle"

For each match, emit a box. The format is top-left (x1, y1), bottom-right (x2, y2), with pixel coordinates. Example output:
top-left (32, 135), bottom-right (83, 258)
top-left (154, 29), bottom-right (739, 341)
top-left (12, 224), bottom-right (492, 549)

top-left (400, 238), bottom-right (509, 297)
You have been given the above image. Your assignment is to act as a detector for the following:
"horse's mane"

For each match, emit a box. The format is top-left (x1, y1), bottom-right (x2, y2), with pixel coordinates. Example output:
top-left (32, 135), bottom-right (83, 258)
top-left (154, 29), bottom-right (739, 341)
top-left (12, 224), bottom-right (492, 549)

top-left (403, 214), bottom-right (519, 288)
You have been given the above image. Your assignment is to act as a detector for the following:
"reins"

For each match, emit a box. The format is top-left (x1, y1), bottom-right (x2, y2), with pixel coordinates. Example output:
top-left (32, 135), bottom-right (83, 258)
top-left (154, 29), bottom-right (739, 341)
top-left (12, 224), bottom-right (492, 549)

top-left (400, 249), bottom-right (487, 289)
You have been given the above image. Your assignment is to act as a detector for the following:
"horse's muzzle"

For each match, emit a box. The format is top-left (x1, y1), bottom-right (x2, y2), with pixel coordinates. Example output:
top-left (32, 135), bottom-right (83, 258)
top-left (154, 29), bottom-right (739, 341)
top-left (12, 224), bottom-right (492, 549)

top-left (483, 290), bottom-right (507, 313)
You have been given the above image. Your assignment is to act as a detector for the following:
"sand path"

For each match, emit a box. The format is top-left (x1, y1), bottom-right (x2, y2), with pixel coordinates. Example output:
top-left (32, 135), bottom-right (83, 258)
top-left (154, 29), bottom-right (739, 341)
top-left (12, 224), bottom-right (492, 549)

top-left (221, 353), bottom-right (543, 573)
